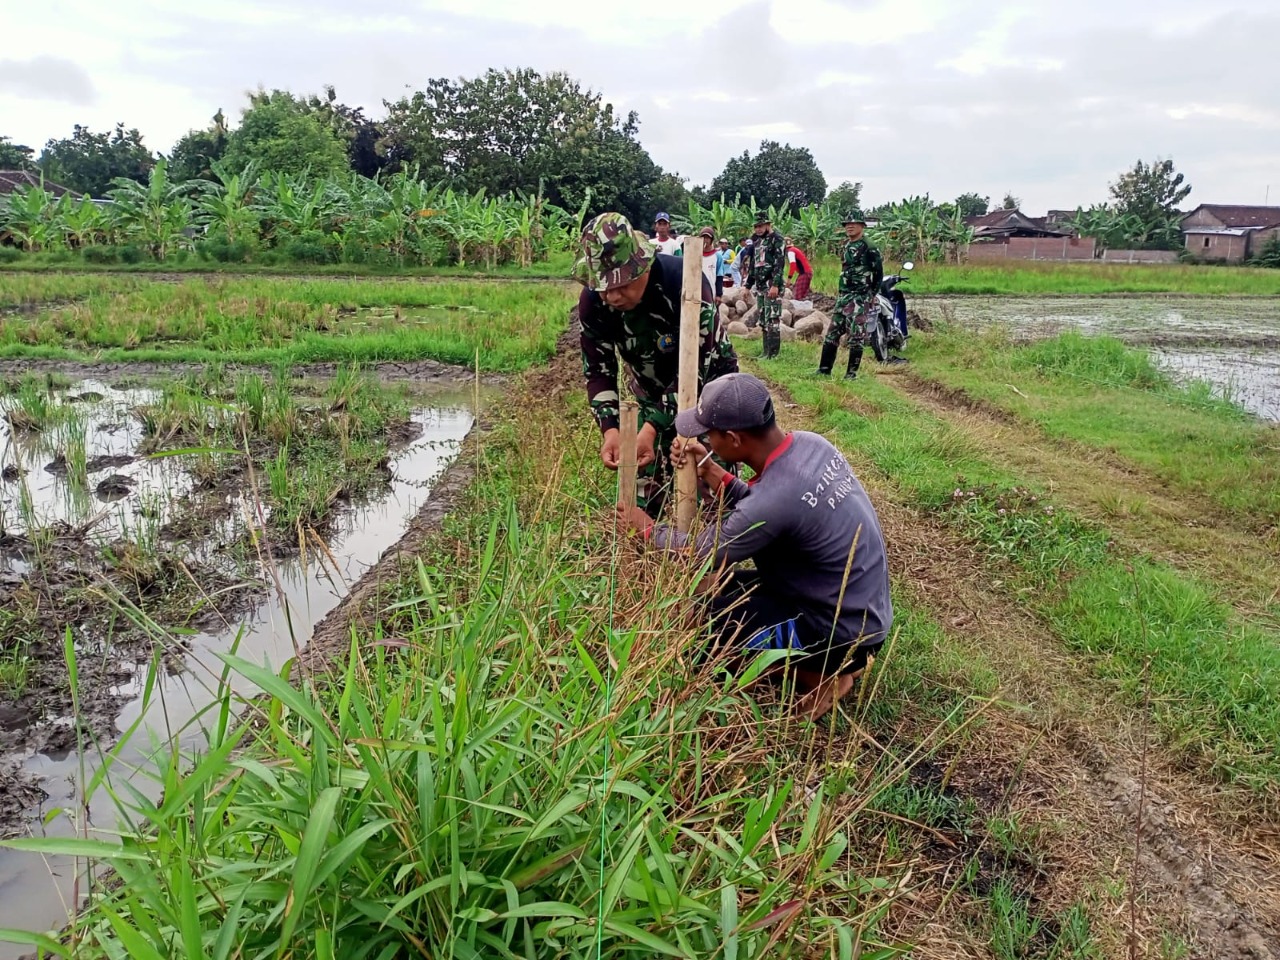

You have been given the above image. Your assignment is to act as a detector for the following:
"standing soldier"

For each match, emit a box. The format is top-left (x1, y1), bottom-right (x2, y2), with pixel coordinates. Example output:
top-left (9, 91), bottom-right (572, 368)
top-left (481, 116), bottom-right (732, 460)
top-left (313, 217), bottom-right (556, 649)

top-left (574, 212), bottom-right (739, 517)
top-left (748, 211), bottom-right (786, 358)
top-left (818, 212), bottom-right (883, 380)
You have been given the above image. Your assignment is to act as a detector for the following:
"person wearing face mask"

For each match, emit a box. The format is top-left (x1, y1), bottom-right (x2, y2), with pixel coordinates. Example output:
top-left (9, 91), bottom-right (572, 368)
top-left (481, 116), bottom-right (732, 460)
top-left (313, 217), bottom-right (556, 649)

top-left (574, 213), bottom-right (739, 517)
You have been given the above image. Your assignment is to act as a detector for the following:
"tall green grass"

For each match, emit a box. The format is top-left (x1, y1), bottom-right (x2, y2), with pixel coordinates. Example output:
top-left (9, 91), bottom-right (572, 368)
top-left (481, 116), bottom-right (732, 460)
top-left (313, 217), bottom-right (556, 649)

top-left (0, 278), bottom-right (575, 371)
top-left (1, 442), bottom-right (923, 959)
top-left (0, 274), bottom-right (143, 308)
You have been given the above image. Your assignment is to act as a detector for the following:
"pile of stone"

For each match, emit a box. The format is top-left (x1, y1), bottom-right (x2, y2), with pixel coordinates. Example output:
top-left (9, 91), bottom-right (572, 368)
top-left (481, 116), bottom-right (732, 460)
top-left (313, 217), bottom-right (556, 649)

top-left (718, 285), bottom-right (831, 342)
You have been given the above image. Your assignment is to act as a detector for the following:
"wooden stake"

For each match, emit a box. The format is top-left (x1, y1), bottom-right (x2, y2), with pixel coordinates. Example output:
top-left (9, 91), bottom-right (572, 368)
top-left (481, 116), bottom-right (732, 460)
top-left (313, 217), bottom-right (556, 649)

top-left (618, 399), bottom-right (638, 512)
top-left (676, 235), bottom-right (703, 533)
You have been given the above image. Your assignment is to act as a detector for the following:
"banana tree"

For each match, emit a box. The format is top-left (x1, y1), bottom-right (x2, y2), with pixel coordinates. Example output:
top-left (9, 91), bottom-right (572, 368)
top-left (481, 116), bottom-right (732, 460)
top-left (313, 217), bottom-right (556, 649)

top-left (0, 182), bottom-right (61, 251)
top-left (108, 159), bottom-right (196, 260)
top-left (58, 196), bottom-right (108, 249)
top-left (196, 159), bottom-right (261, 245)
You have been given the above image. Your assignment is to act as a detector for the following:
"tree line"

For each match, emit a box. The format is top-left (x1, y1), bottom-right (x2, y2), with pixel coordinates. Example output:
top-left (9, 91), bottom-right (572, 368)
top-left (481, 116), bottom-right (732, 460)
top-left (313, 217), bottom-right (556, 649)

top-left (0, 68), bottom-right (1220, 261)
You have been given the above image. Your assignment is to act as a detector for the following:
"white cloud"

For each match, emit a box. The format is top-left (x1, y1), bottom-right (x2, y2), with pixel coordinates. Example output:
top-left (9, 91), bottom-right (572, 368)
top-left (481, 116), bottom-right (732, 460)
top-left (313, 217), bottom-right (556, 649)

top-left (0, 0), bottom-right (1276, 213)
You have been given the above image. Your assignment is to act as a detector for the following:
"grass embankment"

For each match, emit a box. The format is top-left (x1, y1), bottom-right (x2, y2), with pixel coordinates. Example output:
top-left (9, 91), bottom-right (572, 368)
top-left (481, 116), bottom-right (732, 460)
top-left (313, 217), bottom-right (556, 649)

top-left (0, 276), bottom-right (576, 371)
top-left (0, 274), bottom-right (145, 309)
top-left (2, 360), bottom-right (1116, 958)
top-left (909, 329), bottom-right (1280, 532)
top-left (0, 249), bottom-right (578, 281)
top-left (808, 259), bottom-right (1280, 297)
top-left (747, 336), bottom-right (1280, 798)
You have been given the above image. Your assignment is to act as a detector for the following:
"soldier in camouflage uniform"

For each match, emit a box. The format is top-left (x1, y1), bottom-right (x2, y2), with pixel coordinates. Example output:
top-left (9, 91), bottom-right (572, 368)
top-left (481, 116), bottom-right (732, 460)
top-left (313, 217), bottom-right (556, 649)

top-left (574, 212), bottom-right (739, 518)
top-left (748, 211), bottom-right (787, 358)
top-left (818, 212), bottom-right (884, 380)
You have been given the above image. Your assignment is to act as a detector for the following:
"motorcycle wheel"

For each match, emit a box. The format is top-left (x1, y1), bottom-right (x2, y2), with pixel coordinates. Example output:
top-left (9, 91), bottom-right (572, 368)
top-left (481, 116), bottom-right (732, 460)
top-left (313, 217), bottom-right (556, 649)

top-left (869, 322), bottom-right (889, 363)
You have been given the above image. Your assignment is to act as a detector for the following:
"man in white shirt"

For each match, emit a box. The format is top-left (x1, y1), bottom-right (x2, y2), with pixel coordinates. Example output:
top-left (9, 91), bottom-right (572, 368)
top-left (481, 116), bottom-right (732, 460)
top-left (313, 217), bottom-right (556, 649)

top-left (652, 212), bottom-right (680, 256)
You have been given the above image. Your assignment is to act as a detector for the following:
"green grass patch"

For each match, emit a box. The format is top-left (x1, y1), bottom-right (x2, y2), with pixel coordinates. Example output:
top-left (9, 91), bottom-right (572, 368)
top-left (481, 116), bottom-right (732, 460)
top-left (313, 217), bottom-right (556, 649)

top-left (0, 277), bottom-right (575, 372)
top-left (910, 328), bottom-right (1280, 528)
top-left (0, 249), bottom-right (577, 280)
top-left (0, 273), bottom-right (144, 308)
top-left (808, 259), bottom-right (1280, 297)
top-left (751, 341), bottom-right (1280, 796)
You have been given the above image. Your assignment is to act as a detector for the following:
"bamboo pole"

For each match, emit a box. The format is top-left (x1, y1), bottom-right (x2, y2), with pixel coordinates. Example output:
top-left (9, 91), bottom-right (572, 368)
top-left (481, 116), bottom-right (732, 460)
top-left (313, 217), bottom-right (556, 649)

top-left (676, 235), bottom-right (703, 533)
top-left (618, 399), bottom-right (638, 512)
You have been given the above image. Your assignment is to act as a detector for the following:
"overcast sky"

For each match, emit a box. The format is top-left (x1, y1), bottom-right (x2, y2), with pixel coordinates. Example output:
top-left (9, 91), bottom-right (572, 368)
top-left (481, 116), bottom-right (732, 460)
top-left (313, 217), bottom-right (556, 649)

top-left (3, 0), bottom-right (1278, 212)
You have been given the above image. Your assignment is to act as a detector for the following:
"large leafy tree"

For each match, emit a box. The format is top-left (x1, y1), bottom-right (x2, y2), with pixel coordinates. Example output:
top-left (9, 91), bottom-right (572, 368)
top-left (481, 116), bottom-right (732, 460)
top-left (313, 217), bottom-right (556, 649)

top-left (222, 90), bottom-right (349, 178)
top-left (168, 110), bottom-right (230, 183)
top-left (0, 136), bottom-right (36, 170)
top-left (37, 123), bottom-right (154, 196)
top-left (1108, 157), bottom-right (1191, 250)
top-left (305, 85), bottom-right (387, 178)
top-left (380, 68), bottom-right (679, 223)
top-left (953, 192), bottom-right (990, 218)
top-left (826, 180), bottom-right (862, 215)
top-left (708, 141), bottom-right (827, 211)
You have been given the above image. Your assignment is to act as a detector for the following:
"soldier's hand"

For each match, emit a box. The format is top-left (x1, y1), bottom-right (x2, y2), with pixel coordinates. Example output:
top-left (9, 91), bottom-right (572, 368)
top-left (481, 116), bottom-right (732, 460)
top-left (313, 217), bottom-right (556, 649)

top-left (670, 437), bottom-right (708, 470)
top-left (636, 423), bottom-right (658, 469)
top-left (600, 428), bottom-right (621, 470)
top-left (768, 285), bottom-right (779, 300)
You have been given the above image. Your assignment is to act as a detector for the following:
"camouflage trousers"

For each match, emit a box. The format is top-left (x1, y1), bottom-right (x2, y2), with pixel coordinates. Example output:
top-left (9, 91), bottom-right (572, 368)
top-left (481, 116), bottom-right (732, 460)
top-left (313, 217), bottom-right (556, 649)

top-left (825, 293), bottom-right (874, 348)
top-left (754, 287), bottom-right (783, 334)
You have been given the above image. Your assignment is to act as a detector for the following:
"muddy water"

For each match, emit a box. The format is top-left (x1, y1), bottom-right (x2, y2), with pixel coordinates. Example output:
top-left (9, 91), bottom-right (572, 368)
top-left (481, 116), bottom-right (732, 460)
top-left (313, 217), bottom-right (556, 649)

top-left (0, 391), bottom-right (474, 956)
top-left (928, 296), bottom-right (1280, 421)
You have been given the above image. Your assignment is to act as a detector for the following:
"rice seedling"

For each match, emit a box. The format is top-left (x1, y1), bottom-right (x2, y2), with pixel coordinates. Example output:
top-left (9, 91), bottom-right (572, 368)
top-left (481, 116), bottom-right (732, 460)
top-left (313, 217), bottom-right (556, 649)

top-left (62, 417), bottom-right (89, 488)
top-left (0, 634), bottom-right (31, 697)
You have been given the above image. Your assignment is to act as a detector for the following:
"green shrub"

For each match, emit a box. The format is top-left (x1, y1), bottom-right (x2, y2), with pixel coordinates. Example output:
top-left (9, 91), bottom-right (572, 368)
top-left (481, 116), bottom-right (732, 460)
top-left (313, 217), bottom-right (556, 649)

top-left (81, 245), bottom-right (119, 264)
top-left (118, 245), bottom-right (145, 264)
top-left (0, 247), bottom-right (22, 264)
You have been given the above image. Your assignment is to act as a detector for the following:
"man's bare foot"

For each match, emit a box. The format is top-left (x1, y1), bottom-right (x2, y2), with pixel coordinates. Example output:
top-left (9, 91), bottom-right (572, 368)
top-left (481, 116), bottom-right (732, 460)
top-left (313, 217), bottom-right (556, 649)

top-left (793, 673), bottom-right (856, 720)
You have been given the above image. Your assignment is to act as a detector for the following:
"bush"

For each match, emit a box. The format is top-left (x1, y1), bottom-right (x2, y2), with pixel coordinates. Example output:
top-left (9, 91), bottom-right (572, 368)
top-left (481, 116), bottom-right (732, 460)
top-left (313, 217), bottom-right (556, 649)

top-left (0, 247), bottom-right (23, 264)
top-left (118, 245), bottom-right (145, 264)
top-left (1249, 235), bottom-right (1280, 269)
top-left (200, 238), bottom-right (255, 263)
top-left (81, 245), bottom-right (119, 264)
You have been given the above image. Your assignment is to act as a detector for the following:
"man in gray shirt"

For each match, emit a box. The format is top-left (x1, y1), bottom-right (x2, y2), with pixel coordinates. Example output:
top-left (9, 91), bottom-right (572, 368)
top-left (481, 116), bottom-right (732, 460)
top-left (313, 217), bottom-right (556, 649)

top-left (616, 373), bottom-right (893, 717)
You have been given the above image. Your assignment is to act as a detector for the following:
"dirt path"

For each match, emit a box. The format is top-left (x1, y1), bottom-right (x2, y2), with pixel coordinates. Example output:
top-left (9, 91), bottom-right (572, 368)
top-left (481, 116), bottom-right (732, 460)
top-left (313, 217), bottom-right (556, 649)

top-left (766, 376), bottom-right (1280, 960)
top-left (889, 372), bottom-right (1280, 620)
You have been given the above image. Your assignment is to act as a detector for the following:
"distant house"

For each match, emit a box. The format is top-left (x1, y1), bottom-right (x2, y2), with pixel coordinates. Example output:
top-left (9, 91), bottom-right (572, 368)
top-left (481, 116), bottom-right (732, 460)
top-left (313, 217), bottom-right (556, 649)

top-left (1181, 204), bottom-right (1280, 263)
top-left (965, 208), bottom-right (1070, 242)
top-left (0, 170), bottom-right (82, 200)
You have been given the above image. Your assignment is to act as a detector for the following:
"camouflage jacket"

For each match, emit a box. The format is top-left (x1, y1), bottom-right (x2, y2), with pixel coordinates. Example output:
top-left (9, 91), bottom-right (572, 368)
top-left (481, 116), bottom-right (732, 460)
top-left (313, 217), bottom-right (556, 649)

top-left (580, 254), bottom-right (739, 433)
top-left (839, 238), bottom-right (884, 299)
top-left (749, 229), bottom-right (786, 291)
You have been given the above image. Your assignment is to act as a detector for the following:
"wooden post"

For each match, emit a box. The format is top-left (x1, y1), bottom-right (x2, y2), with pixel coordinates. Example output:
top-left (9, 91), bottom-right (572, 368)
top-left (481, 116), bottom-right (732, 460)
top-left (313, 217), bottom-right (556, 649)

top-left (618, 399), bottom-right (638, 512)
top-left (676, 235), bottom-right (703, 533)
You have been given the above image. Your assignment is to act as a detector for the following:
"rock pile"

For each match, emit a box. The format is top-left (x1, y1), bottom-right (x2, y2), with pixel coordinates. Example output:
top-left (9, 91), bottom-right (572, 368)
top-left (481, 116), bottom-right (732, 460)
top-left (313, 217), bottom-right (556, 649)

top-left (719, 286), bottom-right (832, 342)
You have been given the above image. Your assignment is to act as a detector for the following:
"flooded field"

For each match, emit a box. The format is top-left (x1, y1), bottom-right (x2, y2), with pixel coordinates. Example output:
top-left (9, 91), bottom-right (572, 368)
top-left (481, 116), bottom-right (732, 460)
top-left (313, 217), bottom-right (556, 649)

top-left (927, 296), bottom-right (1280, 420)
top-left (0, 375), bottom-right (474, 953)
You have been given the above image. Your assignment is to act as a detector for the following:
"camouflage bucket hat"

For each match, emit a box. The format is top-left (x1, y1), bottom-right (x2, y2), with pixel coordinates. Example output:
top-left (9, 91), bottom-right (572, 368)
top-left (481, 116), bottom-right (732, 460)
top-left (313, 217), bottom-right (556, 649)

top-left (753, 210), bottom-right (771, 225)
top-left (572, 213), bottom-right (655, 292)
top-left (841, 210), bottom-right (866, 225)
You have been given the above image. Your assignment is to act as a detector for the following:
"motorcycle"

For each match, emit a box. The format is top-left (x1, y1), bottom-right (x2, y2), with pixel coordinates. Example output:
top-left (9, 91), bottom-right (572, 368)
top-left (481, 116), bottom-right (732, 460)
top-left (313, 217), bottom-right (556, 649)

top-left (869, 261), bottom-right (914, 363)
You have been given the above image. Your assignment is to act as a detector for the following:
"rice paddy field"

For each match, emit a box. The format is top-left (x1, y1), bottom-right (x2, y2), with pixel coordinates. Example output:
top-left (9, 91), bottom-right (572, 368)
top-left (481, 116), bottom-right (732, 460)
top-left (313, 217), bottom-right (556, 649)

top-left (0, 269), bottom-right (1277, 960)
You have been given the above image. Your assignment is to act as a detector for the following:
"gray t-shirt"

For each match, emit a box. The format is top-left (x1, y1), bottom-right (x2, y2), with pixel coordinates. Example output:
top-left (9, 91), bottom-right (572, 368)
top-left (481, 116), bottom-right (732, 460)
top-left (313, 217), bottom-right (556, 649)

top-left (652, 431), bottom-right (892, 647)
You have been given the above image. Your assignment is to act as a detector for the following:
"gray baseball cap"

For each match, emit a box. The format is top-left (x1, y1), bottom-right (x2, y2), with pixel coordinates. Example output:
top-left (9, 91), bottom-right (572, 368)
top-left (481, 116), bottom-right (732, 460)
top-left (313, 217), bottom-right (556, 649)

top-left (676, 373), bottom-right (776, 436)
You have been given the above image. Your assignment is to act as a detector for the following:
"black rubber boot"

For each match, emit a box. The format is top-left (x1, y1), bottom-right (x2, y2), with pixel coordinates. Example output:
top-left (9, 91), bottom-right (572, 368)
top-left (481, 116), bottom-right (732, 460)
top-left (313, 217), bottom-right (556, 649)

top-left (816, 341), bottom-right (838, 376)
top-left (762, 328), bottom-right (781, 359)
top-left (844, 345), bottom-right (863, 380)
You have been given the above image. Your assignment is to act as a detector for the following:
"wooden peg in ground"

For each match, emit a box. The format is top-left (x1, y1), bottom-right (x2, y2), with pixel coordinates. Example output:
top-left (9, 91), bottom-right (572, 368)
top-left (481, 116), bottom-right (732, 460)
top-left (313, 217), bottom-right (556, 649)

top-left (618, 399), bottom-right (638, 511)
top-left (676, 235), bottom-right (702, 533)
